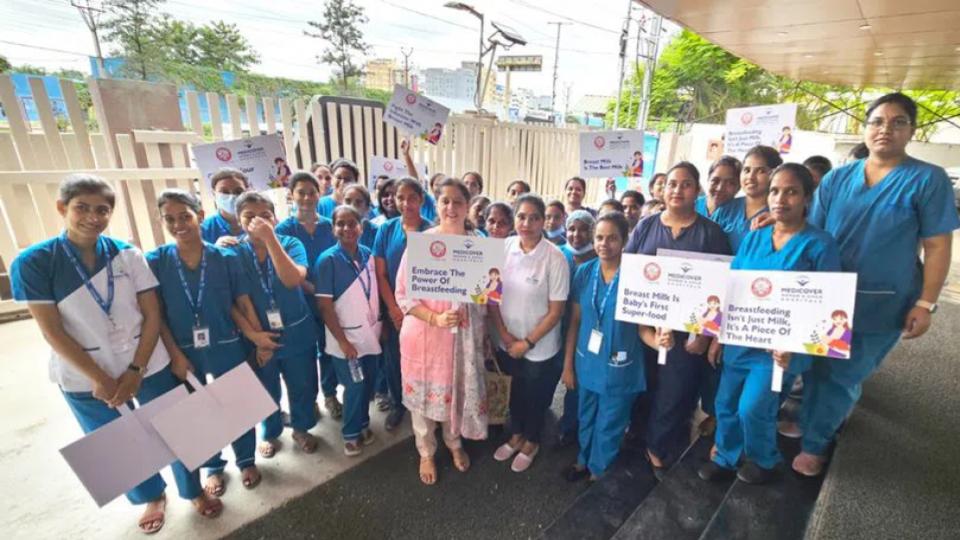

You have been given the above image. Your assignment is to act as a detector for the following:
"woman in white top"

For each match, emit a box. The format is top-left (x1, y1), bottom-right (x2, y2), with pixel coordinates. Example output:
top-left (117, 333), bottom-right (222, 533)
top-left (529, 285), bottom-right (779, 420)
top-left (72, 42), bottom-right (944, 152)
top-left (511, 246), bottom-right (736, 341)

top-left (490, 193), bottom-right (570, 472)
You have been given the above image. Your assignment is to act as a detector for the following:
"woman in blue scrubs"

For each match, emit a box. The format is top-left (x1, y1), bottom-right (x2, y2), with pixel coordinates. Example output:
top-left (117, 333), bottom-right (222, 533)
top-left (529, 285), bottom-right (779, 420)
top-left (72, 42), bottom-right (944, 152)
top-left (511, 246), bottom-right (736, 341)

top-left (11, 175), bottom-right (218, 533)
top-left (232, 192), bottom-right (320, 457)
top-left (201, 168), bottom-right (249, 246)
top-left (275, 172), bottom-right (343, 419)
top-left (795, 92), bottom-right (959, 476)
top-left (342, 184), bottom-right (380, 249)
top-left (314, 205), bottom-right (383, 456)
top-left (710, 146), bottom-right (782, 252)
top-left (695, 156), bottom-right (741, 218)
top-left (398, 138), bottom-right (438, 223)
top-left (371, 178), bottom-right (399, 226)
top-left (625, 161), bottom-right (732, 474)
top-left (149, 189), bottom-right (263, 496)
top-left (317, 158), bottom-right (360, 219)
top-left (373, 177), bottom-right (433, 431)
top-left (698, 164), bottom-right (842, 485)
top-left (561, 212), bottom-right (673, 481)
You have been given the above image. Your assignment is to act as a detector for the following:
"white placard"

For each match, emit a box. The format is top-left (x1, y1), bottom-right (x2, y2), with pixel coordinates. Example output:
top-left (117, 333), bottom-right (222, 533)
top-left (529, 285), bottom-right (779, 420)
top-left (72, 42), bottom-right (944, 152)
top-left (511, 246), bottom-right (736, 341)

top-left (405, 232), bottom-right (506, 305)
top-left (720, 270), bottom-right (857, 358)
top-left (368, 155), bottom-right (428, 191)
top-left (579, 130), bottom-right (646, 177)
top-left (150, 363), bottom-right (278, 471)
top-left (657, 248), bottom-right (734, 264)
top-left (59, 385), bottom-right (188, 507)
top-left (384, 85), bottom-right (450, 145)
top-left (192, 134), bottom-right (288, 195)
top-left (724, 103), bottom-right (797, 155)
top-left (616, 253), bottom-right (731, 336)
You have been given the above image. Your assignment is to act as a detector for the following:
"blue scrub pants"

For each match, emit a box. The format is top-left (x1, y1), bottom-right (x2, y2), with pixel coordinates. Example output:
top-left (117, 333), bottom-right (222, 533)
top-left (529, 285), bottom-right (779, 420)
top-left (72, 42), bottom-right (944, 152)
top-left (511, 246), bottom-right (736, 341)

top-left (330, 354), bottom-right (376, 441)
top-left (191, 345), bottom-right (256, 474)
top-left (577, 389), bottom-right (636, 476)
top-left (61, 365), bottom-right (202, 503)
top-left (497, 350), bottom-right (563, 445)
top-left (639, 339), bottom-right (705, 465)
top-left (256, 348), bottom-right (319, 440)
top-left (801, 331), bottom-right (900, 455)
top-left (382, 323), bottom-right (406, 413)
top-left (557, 387), bottom-right (579, 439)
top-left (713, 364), bottom-right (782, 470)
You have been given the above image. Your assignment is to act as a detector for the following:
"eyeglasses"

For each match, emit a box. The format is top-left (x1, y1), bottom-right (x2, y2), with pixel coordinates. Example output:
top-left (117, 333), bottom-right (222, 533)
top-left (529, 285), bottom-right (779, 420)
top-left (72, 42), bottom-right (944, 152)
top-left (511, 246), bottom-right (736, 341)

top-left (865, 117), bottom-right (912, 130)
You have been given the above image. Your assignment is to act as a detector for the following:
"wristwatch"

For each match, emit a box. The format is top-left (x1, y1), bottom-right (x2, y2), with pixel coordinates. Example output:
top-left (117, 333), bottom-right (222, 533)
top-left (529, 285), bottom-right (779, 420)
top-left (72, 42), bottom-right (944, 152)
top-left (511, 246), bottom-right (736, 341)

top-left (915, 300), bottom-right (938, 314)
top-left (524, 337), bottom-right (536, 349)
top-left (127, 363), bottom-right (146, 375)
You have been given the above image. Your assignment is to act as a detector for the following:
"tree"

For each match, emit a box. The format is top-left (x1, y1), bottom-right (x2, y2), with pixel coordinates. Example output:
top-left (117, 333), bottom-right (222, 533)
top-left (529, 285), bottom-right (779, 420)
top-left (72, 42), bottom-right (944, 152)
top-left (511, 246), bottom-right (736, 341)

top-left (305, 0), bottom-right (370, 90)
top-left (102, 0), bottom-right (165, 80)
top-left (152, 15), bottom-right (200, 66)
top-left (0, 55), bottom-right (11, 73)
top-left (196, 21), bottom-right (259, 72)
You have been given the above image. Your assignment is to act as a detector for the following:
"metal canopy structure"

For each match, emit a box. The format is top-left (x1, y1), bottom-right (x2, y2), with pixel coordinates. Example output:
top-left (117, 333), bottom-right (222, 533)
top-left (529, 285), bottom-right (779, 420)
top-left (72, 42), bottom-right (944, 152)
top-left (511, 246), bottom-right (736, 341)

top-left (637, 0), bottom-right (960, 90)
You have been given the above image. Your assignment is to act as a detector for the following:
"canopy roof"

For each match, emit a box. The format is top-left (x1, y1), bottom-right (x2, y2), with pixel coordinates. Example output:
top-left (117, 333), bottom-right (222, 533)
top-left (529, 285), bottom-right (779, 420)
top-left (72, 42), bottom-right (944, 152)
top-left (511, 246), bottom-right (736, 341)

top-left (639, 0), bottom-right (960, 89)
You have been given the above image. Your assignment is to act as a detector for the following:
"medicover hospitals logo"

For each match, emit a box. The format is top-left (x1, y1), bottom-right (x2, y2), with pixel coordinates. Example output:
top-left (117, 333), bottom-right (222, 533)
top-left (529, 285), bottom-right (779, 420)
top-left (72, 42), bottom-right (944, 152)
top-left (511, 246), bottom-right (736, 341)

top-left (643, 262), bottom-right (661, 282)
top-left (593, 136), bottom-right (606, 149)
top-left (740, 112), bottom-right (754, 125)
top-left (406, 93), bottom-right (417, 105)
top-left (751, 277), bottom-right (773, 298)
top-left (215, 147), bottom-right (232, 161)
top-left (429, 240), bottom-right (447, 258)
top-left (383, 161), bottom-right (394, 172)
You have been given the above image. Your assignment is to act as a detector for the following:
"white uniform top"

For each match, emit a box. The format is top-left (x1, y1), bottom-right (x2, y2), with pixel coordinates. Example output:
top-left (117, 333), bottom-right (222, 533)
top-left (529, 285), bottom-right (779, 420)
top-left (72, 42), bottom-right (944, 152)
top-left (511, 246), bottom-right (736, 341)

top-left (498, 236), bottom-right (570, 361)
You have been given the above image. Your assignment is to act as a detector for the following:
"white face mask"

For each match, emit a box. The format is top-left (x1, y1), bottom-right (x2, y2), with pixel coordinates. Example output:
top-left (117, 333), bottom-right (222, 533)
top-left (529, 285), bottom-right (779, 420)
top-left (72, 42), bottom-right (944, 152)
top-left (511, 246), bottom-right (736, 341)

top-left (546, 227), bottom-right (565, 239)
top-left (569, 243), bottom-right (594, 256)
top-left (216, 193), bottom-right (239, 216)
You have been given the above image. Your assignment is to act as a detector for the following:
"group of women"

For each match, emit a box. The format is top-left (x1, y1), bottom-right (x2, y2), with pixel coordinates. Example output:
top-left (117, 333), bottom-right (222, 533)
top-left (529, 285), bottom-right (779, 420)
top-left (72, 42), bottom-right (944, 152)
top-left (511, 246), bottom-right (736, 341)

top-left (11, 92), bottom-right (957, 534)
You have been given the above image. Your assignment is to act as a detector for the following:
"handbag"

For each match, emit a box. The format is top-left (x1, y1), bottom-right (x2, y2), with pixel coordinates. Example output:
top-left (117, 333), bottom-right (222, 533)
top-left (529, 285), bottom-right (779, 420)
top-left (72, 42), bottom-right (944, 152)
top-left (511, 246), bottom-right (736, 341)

top-left (484, 358), bottom-right (512, 426)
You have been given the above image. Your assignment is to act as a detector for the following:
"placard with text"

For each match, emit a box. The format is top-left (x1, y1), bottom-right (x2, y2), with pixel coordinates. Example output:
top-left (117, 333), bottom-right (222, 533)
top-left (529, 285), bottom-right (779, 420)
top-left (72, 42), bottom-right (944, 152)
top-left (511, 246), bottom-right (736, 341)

top-left (405, 232), bottom-right (506, 305)
top-left (384, 85), bottom-right (450, 145)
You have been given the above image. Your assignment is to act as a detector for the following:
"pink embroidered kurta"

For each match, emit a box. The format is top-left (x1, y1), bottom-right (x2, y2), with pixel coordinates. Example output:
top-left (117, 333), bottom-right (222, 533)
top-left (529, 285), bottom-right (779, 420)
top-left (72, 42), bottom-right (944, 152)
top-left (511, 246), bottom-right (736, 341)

top-left (395, 237), bottom-right (488, 441)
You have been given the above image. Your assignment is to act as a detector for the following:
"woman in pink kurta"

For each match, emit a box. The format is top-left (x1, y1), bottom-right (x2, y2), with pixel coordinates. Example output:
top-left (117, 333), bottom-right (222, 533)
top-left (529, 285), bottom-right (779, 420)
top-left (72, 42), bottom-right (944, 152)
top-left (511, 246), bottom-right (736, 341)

top-left (395, 177), bottom-right (488, 485)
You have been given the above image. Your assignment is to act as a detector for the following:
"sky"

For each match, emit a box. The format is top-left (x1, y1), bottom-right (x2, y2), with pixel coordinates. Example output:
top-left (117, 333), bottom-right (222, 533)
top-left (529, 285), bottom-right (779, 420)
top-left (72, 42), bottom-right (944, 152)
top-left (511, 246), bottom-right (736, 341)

top-left (0, 0), bottom-right (678, 109)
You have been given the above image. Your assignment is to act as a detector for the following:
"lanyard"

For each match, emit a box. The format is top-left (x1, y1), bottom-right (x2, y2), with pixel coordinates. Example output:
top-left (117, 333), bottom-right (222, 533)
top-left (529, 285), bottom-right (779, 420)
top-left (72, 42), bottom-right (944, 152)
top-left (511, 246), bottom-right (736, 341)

top-left (592, 265), bottom-right (619, 329)
top-left (244, 242), bottom-right (277, 310)
top-left (172, 246), bottom-right (207, 327)
top-left (338, 247), bottom-right (372, 301)
top-left (60, 233), bottom-right (114, 321)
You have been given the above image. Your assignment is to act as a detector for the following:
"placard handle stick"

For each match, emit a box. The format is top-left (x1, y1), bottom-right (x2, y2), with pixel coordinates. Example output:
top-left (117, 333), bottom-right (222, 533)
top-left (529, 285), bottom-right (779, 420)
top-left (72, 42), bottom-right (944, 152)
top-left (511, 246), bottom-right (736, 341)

top-left (658, 347), bottom-right (667, 365)
top-left (771, 362), bottom-right (784, 392)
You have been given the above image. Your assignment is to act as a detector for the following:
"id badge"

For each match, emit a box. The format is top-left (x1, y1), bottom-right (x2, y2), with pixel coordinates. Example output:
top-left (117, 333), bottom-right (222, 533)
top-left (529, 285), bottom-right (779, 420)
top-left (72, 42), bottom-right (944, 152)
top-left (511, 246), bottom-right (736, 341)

top-left (266, 309), bottom-right (284, 330)
top-left (108, 322), bottom-right (133, 353)
top-left (588, 329), bottom-right (603, 354)
top-left (193, 326), bottom-right (211, 349)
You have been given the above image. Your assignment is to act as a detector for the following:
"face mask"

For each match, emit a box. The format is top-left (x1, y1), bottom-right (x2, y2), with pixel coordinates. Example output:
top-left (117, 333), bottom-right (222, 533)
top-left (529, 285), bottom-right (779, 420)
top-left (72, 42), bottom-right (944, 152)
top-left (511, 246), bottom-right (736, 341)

top-left (216, 193), bottom-right (239, 216)
top-left (569, 243), bottom-right (594, 256)
top-left (546, 227), bottom-right (565, 239)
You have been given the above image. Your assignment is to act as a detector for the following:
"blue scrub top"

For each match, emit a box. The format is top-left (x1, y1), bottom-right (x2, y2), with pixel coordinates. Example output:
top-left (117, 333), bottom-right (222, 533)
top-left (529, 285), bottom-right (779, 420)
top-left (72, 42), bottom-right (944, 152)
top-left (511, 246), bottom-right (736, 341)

top-left (317, 195), bottom-right (338, 219)
top-left (570, 258), bottom-right (646, 396)
top-left (810, 157), bottom-right (960, 332)
top-left (274, 215), bottom-right (335, 269)
top-left (372, 216), bottom-right (432, 290)
top-left (313, 243), bottom-right (374, 301)
top-left (625, 213), bottom-right (731, 257)
top-left (710, 197), bottom-right (768, 252)
top-left (695, 195), bottom-right (734, 218)
top-left (421, 193), bottom-right (438, 223)
top-left (724, 224), bottom-right (842, 374)
top-left (200, 212), bottom-right (241, 244)
top-left (146, 243), bottom-right (248, 358)
top-left (360, 220), bottom-right (378, 250)
top-left (231, 235), bottom-right (316, 355)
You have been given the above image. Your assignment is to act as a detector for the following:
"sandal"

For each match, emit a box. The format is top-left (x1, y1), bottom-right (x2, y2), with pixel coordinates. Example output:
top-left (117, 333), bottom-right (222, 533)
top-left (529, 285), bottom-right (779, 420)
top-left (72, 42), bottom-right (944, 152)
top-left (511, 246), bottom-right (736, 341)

top-left (451, 448), bottom-right (471, 473)
top-left (325, 396), bottom-right (344, 420)
top-left (204, 473), bottom-right (226, 498)
top-left (419, 457), bottom-right (437, 485)
top-left (241, 466), bottom-right (262, 489)
top-left (137, 494), bottom-right (166, 535)
top-left (292, 431), bottom-right (319, 454)
top-left (258, 439), bottom-right (280, 459)
top-left (192, 494), bottom-right (223, 519)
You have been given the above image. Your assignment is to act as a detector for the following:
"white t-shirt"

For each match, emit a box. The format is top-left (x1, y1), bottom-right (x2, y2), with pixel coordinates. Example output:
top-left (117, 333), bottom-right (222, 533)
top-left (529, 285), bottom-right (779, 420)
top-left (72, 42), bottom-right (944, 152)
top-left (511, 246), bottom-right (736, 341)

top-left (498, 236), bottom-right (570, 361)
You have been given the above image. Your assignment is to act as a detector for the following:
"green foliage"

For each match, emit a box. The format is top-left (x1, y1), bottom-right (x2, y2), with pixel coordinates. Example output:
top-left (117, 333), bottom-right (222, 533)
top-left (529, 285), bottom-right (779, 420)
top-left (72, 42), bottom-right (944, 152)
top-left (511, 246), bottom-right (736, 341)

top-left (196, 21), bottom-right (260, 72)
top-left (102, 0), bottom-right (166, 80)
top-left (0, 55), bottom-right (10, 73)
top-left (305, 0), bottom-right (370, 90)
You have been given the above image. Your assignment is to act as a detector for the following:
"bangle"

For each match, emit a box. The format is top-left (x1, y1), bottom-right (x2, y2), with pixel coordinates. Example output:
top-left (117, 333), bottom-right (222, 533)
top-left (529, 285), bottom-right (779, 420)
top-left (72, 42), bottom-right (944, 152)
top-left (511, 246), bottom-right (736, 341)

top-left (127, 363), bottom-right (146, 375)
top-left (524, 337), bottom-right (535, 349)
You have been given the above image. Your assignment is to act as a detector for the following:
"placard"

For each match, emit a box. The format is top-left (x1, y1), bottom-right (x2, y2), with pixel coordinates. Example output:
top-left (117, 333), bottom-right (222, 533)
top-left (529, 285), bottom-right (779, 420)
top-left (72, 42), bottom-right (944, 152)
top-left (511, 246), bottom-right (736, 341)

top-left (384, 85), bottom-right (451, 145)
top-left (724, 103), bottom-right (797, 155)
top-left (192, 134), bottom-right (287, 194)
top-left (405, 232), bottom-right (506, 305)
top-left (616, 253), bottom-right (731, 337)
top-left (579, 130), bottom-right (647, 177)
top-left (368, 155), bottom-right (428, 191)
top-left (720, 270), bottom-right (857, 358)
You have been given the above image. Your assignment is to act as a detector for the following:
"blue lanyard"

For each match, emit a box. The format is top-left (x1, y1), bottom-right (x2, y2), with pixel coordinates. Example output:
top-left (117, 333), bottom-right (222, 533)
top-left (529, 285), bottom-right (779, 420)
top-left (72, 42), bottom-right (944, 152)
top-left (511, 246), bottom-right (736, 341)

top-left (244, 242), bottom-right (278, 310)
top-left (172, 246), bottom-right (207, 327)
top-left (60, 233), bottom-right (114, 321)
top-left (338, 246), bottom-right (372, 301)
top-left (592, 265), bottom-right (619, 330)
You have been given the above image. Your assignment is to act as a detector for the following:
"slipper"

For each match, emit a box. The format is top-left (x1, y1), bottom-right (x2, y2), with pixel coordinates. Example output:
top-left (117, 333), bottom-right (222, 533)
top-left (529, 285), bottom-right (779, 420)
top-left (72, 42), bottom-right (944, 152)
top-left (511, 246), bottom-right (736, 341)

top-left (193, 495), bottom-right (223, 519)
top-left (241, 466), bottom-right (262, 489)
top-left (563, 464), bottom-right (591, 483)
top-left (258, 439), bottom-right (280, 459)
top-left (138, 495), bottom-right (166, 535)
top-left (292, 431), bottom-right (319, 454)
top-left (451, 448), bottom-right (471, 473)
top-left (419, 457), bottom-right (437, 485)
top-left (204, 473), bottom-right (226, 498)
top-left (494, 442), bottom-right (520, 462)
top-left (511, 446), bottom-right (539, 473)
top-left (792, 452), bottom-right (827, 477)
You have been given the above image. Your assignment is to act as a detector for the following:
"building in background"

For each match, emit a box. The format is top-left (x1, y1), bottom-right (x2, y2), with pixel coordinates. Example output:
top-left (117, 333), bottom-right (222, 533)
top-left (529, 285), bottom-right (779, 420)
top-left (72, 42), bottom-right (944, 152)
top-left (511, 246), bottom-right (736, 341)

top-left (362, 58), bottom-right (406, 92)
top-left (570, 94), bottom-right (614, 127)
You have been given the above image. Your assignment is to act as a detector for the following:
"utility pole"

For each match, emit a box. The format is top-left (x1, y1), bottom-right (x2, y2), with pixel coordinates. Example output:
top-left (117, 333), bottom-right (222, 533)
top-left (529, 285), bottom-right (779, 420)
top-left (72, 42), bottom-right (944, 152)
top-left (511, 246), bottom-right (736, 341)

top-left (548, 21), bottom-right (571, 123)
top-left (400, 47), bottom-right (413, 88)
top-left (611, 0), bottom-right (633, 128)
top-left (636, 12), bottom-right (663, 133)
top-left (562, 82), bottom-right (572, 124)
top-left (72, 0), bottom-right (108, 78)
